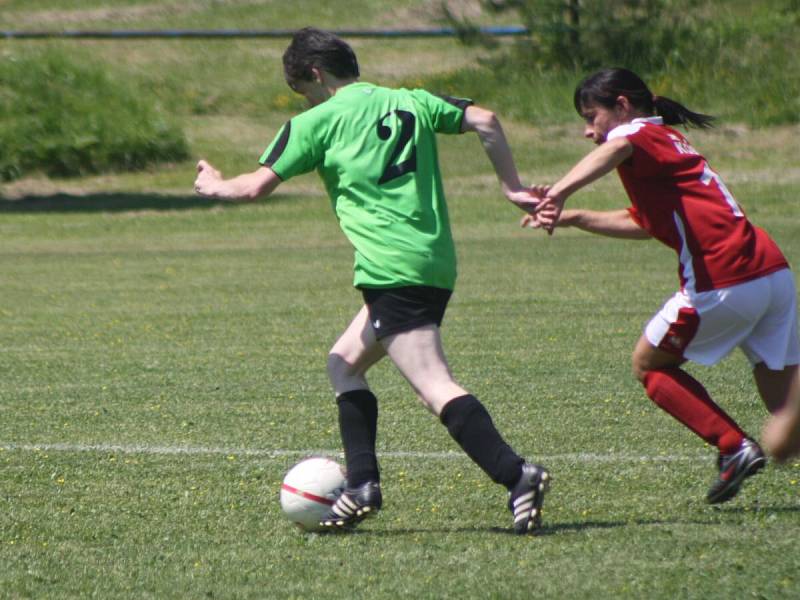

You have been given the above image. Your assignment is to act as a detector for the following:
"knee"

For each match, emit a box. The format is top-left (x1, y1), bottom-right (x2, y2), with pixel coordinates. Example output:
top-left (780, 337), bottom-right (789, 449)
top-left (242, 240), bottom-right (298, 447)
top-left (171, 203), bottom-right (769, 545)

top-left (327, 352), bottom-right (351, 381)
top-left (631, 338), bottom-right (679, 385)
top-left (631, 352), bottom-right (650, 385)
top-left (327, 351), bottom-right (370, 389)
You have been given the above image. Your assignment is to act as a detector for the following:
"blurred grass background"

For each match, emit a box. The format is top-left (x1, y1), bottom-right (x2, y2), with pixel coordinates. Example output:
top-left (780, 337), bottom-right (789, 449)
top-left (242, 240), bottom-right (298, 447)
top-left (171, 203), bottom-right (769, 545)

top-left (1, 0), bottom-right (798, 184)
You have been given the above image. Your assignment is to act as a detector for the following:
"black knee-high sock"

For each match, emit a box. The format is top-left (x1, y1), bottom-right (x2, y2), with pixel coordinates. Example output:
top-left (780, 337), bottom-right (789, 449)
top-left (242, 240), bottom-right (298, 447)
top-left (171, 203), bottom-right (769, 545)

top-left (337, 389), bottom-right (380, 487)
top-left (440, 394), bottom-right (523, 489)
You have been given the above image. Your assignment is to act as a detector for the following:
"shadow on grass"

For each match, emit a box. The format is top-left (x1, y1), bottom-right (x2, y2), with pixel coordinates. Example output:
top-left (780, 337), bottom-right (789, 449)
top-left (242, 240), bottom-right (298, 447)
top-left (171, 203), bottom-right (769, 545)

top-left (709, 503), bottom-right (800, 515)
top-left (0, 192), bottom-right (292, 213)
top-left (325, 520), bottom-right (627, 537)
top-left (316, 504), bottom-right (800, 537)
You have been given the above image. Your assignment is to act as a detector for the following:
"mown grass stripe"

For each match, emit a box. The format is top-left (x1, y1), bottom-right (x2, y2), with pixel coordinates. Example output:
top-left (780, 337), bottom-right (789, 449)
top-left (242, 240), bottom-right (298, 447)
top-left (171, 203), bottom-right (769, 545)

top-left (0, 442), bottom-right (703, 462)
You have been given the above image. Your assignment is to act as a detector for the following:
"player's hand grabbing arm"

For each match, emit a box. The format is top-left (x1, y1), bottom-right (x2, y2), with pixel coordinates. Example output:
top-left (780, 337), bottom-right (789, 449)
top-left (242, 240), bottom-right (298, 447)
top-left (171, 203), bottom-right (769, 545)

top-left (194, 160), bottom-right (282, 202)
top-left (461, 105), bottom-right (539, 214)
top-left (536, 137), bottom-right (633, 232)
top-left (521, 208), bottom-right (651, 239)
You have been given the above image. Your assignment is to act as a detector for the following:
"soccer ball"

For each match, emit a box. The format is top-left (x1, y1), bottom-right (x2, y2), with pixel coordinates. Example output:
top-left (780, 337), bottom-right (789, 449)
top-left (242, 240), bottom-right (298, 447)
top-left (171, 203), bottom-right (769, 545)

top-left (280, 457), bottom-right (346, 532)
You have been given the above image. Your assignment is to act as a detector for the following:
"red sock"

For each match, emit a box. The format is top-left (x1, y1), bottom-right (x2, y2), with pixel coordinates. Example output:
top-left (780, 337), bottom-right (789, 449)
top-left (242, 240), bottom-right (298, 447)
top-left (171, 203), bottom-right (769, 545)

top-left (643, 369), bottom-right (745, 454)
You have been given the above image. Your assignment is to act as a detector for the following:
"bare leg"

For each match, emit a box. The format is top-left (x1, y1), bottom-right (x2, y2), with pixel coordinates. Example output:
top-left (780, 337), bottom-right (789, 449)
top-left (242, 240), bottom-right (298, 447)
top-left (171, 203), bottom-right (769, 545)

top-left (327, 305), bottom-right (386, 396)
top-left (325, 305), bottom-right (387, 493)
top-left (754, 363), bottom-right (799, 414)
top-left (383, 324), bottom-right (532, 492)
top-left (380, 324), bottom-right (468, 416)
top-left (759, 364), bottom-right (800, 462)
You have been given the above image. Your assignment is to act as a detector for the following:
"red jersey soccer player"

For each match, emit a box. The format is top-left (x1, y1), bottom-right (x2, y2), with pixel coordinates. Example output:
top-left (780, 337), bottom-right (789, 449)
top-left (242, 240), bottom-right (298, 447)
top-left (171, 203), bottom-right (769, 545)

top-left (525, 68), bottom-right (800, 502)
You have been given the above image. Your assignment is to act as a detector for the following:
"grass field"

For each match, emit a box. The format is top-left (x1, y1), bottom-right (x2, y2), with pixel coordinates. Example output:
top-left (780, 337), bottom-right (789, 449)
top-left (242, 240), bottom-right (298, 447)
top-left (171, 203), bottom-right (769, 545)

top-left (2, 2), bottom-right (800, 598)
top-left (2, 122), bottom-right (799, 597)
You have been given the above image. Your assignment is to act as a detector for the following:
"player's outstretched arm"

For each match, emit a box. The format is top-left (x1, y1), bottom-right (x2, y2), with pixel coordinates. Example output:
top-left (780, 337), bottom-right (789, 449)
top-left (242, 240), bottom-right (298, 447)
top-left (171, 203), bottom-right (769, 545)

top-left (194, 160), bottom-right (282, 202)
top-left (522, 208), bottom-right (651, 240)
top-left (547, 137), bottom-right (633, 204)
top-left (460, 105), bottom-right (539, 214)
top-left (535, 138), bottom-right (633, 232)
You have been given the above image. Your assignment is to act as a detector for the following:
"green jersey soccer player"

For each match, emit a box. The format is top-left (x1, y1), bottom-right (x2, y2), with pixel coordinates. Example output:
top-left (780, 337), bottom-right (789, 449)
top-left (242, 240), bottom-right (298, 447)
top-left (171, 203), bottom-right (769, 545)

top-left (260, 82), bottom-right (461, 291)
top-left (193, 27), bottom-right (550, 534)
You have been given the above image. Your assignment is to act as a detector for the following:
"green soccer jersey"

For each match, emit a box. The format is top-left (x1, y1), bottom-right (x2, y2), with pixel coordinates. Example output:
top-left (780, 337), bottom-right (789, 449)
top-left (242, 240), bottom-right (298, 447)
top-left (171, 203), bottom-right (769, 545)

top-left (259, 82), bottom-right (471, 290)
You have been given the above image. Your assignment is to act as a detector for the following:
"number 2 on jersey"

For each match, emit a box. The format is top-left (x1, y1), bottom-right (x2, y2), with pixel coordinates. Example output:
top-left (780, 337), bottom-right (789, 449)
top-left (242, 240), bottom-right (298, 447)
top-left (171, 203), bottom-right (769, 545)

top-left (376, 110), bottom-right (417, 184)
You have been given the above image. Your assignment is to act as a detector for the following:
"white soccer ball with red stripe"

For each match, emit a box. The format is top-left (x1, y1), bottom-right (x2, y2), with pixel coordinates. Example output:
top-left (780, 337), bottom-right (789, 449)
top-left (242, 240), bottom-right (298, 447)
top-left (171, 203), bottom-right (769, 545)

top-left (280, 457), bottom-right (346, 531)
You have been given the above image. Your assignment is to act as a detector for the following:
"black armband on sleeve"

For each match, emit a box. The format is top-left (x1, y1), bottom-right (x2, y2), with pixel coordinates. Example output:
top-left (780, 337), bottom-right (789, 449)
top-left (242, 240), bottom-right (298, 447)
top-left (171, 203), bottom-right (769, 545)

top-left (436, 95), bottom-right (474, 111)
top-left (261, 120), bottom-right (292, 167)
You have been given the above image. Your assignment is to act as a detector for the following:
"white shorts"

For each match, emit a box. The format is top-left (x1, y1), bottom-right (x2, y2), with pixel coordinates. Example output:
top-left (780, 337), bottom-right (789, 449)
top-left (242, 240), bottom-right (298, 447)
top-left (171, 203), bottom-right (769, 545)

top-left (645, 268), bottom-right (800, 369)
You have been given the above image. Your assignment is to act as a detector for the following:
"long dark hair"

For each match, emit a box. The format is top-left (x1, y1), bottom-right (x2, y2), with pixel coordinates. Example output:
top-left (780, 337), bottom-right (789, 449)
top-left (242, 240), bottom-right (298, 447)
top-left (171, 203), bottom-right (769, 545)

top-left (283, 27), bottom-right (360, 84)
top-left (574, 68), bottom-right (714, 129)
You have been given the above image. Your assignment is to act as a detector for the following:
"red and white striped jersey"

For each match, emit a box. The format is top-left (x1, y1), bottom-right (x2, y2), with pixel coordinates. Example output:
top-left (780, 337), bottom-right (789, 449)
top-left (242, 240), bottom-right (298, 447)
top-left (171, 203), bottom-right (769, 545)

top-left (609, 117), bottom-right (788, 293)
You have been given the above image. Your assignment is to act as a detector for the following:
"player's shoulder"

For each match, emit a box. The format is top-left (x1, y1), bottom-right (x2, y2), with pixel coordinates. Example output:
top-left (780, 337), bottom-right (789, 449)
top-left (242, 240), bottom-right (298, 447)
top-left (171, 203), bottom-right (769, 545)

top-left (369, 85), bottom-right (437, 108)
top-left (339, 83), bottom-right (469, 110)
top-left (291, 100), bottom-right (334, 128)
top-left (378, 85), bottom-right (469, 108)
top-left (608, 117), bottom-right (664, 142)
top-left (408, 87), bottom-right (472, 108)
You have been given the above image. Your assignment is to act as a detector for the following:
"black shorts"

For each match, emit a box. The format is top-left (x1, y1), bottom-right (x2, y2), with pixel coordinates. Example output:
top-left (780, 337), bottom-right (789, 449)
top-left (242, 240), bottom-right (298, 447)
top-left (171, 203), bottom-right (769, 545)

top-left (361, 286), bottom-right (452, 340)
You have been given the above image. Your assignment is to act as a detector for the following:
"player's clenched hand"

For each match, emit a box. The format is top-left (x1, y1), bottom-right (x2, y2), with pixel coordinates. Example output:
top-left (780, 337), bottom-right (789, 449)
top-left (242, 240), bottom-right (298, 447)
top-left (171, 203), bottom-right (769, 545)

top-left (529, 184), bottom-right (551, 199)
top-left (520, 202), bottom-right (561, 231)
top-left (533, 189), bottom-right (566, 235)
top-left (518, 184), bottom-right (555, 232)
top-left (194, 160), bottom-right (222, 196)
top-left (520, 212), bottom-right (543, 229)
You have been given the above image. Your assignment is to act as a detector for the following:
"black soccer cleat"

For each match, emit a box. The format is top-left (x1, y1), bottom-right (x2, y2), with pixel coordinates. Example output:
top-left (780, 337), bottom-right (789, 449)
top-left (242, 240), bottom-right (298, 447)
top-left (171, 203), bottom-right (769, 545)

top-left (706, 438), bottom-right (766, 504)
top-left (319, 481), bottom-right (382, 530)
top-left (508, 463), bottom-right (550, 534)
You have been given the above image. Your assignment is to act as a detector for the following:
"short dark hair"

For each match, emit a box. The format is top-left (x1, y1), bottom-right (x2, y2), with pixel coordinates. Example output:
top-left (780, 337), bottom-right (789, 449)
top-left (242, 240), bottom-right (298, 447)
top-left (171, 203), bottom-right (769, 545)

top-left (283, 27), bottom-right (360, 84)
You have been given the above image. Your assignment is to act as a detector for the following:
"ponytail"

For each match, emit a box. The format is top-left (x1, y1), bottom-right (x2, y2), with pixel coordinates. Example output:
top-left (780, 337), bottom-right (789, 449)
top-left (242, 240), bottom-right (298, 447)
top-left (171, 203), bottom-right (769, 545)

top-left (653, 95), bottom-right (714, 129)
top-left (575, 68), bottom-right (715, 130)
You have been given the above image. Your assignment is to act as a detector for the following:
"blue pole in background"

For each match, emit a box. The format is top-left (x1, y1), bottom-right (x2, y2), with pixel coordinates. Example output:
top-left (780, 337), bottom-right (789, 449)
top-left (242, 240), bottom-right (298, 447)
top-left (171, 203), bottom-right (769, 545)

top-left (0, 26), bottom-right (529, 40)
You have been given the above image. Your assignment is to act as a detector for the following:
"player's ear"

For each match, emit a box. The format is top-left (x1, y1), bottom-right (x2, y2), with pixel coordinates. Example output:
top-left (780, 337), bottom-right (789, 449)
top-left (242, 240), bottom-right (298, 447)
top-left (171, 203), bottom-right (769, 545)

top-left (616, 95), bottom-right (632, 114)
top-left (310, 66), bottom-right (324, 84)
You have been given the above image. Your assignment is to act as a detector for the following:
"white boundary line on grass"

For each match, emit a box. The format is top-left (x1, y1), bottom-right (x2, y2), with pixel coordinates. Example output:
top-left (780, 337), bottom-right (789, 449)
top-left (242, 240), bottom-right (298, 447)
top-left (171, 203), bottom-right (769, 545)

top-left (0, 441), bottom-right (703, 463)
